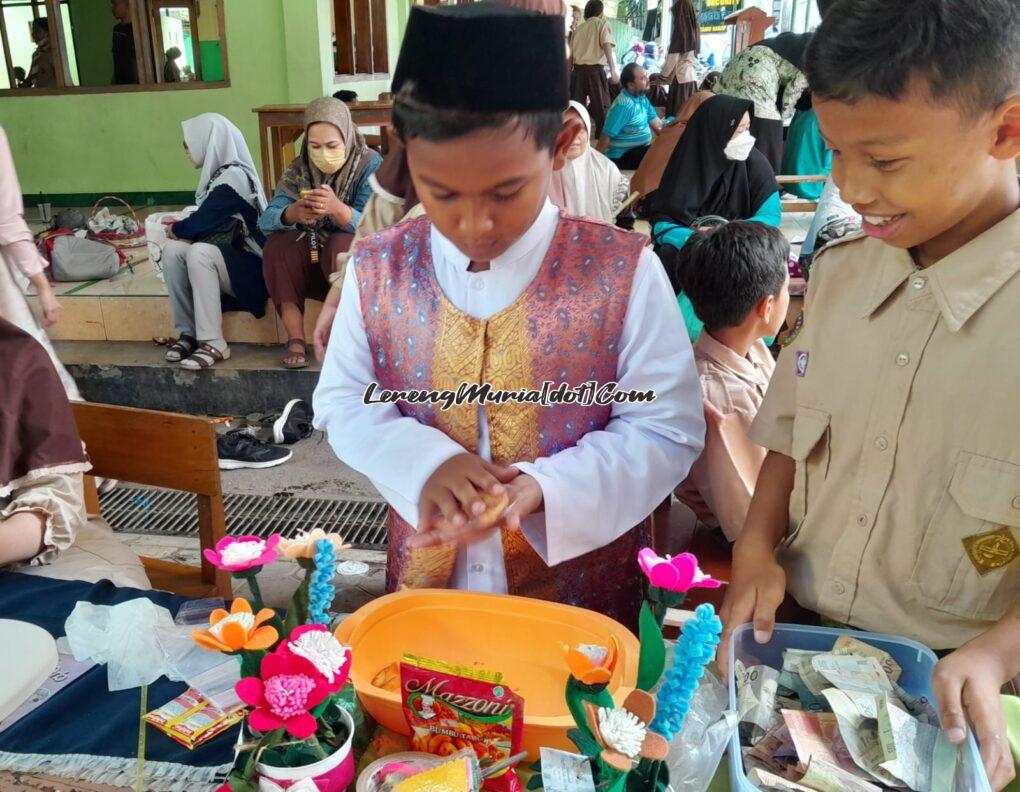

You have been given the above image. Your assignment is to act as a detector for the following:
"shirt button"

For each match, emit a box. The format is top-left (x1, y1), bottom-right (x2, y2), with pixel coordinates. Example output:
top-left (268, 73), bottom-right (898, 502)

top-left (912, 276), bottom-right (927, 290)
top-left (1012, 496), bottom-right (1020, 510)
top-left (856, 513), bottom-right (869, 527)
top-left (471, 563), bottom-right (484, 573)
top-left (471, 278), bottom-right (484, 291)
top-left (874, 435), bottom-right (889, 451)
top-left (831, 581), bottom-right (846, 596)
top-left (896, 353), bottom-right (910, 366)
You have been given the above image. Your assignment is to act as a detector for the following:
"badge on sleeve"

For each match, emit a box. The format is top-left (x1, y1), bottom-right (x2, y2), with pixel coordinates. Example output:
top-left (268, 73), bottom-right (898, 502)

top-left (962, 528), bottom-right (1019, 576)
top-left (795, 350), bottom-right (809, 378)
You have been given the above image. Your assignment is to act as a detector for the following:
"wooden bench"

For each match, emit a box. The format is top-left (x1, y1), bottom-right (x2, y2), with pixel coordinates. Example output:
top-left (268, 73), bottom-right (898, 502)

top-left (778, 174), bottom-right (828, 213)
top-left (72, 402), bottom-right (231, 599)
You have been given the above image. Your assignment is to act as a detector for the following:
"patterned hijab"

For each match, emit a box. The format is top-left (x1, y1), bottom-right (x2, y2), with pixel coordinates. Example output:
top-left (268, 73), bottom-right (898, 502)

top-left (277, 97), bottom-right (372, 206)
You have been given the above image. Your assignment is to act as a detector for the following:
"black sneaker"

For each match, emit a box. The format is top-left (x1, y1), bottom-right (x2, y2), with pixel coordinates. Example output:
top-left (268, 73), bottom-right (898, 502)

top-left (272, 399), bottom-right (314, 445)
top-left (217, 431), bottom-right (293, 470)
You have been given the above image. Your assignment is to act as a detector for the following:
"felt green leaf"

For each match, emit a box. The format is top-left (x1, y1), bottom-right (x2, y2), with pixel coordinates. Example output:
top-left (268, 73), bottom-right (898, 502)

top-left (637, 600), bottom-right (666, 691)
top-left (283, 570), bottom-right (312, 635)
top-left (568, 727), bottom-right (602, 759)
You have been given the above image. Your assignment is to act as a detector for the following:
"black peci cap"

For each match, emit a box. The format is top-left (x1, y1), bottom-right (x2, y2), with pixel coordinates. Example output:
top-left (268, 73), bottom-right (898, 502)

top-left (392, 2), bottom-right (569, 114)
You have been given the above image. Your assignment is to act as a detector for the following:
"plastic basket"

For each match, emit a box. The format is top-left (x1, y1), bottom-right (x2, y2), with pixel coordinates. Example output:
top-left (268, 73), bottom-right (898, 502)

top-left (727, 622), bottom-right (991, 792)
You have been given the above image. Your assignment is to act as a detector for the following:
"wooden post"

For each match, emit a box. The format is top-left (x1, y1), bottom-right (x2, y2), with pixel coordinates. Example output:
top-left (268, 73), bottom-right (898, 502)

top-left (1, 10), bottom-right (18, 88)
top-left (370, 0), bottom-right (387, 74)
top-left (197, 494), bottom-right (232, 597)
top-left (334, 0), bottom-right (355, 74)
top-left (353, 0), bottom-right (372, 74)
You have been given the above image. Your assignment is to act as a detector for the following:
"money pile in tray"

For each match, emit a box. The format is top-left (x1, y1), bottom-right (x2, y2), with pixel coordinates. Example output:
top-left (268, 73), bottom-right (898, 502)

top-left (735, 636), bottom-right (956, 792)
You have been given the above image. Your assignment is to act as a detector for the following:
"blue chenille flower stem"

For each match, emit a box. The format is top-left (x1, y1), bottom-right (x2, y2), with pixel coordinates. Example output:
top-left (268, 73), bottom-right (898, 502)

top-left (308, 539), bottom-right (337, 625)
top-left (651, 603), bottom-right (722, 740)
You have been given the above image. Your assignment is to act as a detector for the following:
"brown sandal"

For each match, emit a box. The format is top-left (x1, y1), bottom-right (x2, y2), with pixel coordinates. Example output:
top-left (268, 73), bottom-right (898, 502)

top-left (282, 338), bottom-right (308, 370)
top-left (180, 343), bottom-right (230, 370)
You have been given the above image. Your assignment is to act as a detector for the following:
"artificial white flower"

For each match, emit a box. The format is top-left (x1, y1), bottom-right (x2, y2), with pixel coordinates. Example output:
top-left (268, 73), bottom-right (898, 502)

top-left (597, 706), bottom-right (647, 759)
top-left (577, 644), bottom-right (610, 666)
top-left (289, 630), bottom-right (350, 683)
top-left (219, 539), bottom-right (267, 567)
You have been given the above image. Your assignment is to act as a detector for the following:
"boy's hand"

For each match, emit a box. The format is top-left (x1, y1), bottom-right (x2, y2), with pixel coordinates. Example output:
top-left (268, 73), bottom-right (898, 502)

top-left (503, 472), bottom-right (544, 531)
top-left (415, 453), bottom-right (518, 537)
top-left (717, 537), bottom-right (786, 673)
top-left (933, 639), bottom-right (1016, 791)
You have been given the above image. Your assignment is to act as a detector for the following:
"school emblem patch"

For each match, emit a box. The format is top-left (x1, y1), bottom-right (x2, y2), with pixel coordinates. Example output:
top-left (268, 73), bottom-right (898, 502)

top-left (962, 528), bottom-right (1019, 576)
top-left (795, 350), bottom-right (809, 378)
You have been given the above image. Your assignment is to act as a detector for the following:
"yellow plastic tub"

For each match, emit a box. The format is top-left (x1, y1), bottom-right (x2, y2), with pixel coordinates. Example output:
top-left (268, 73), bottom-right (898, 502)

top-left (335, 589), bottom-right (639, 758)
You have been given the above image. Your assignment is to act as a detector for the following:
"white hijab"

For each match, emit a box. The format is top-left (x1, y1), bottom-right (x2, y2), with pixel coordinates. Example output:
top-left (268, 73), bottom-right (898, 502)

top-left (555, 101), bottom-right (628, 223)
top-left (181, 113), bottom-right (267, 213)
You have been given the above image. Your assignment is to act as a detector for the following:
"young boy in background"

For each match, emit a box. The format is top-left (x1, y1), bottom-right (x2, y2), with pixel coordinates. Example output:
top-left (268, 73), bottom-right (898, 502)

top-left (314, 2), bottom-right (705, 628)
top-left (673, 221), bottom-right (788, 541)
top-left (719, 1), bottom-right (1020, 787)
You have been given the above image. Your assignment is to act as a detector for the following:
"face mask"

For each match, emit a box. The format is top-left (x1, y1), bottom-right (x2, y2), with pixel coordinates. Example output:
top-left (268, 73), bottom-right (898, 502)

top-left (724, 130), bottom-right (756, 161)
top-left (309, 145), bottom-right (347, 175)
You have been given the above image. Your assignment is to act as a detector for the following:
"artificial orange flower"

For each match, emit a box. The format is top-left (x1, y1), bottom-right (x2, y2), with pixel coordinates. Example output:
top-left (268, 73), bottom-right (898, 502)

top-left (278, 529), bottom-right (349, 559)
top-left (565, 636), bottom-right (620, 686)
top-left (192, 598), bottom-right (278, 653)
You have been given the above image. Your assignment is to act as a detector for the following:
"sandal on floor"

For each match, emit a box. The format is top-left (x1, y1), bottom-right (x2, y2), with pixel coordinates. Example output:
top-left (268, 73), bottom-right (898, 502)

top-left (162, 335), bottom-right (198, 362)
top-left (281, 338), bottom-right (308, 370)
top-left (180, 343), bottom-right (230, 370)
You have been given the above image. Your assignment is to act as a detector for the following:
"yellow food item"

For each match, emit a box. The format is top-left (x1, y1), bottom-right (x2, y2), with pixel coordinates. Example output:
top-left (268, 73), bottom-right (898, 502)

top-left (393, 758), bottom-right (472, 792)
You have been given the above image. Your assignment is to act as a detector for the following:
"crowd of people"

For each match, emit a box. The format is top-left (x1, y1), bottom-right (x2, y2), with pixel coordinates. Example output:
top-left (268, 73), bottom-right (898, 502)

top-left (2, 0), bottom-right (1020, 786)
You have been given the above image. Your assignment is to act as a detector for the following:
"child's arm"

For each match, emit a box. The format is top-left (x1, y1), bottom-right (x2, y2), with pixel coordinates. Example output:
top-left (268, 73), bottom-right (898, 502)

top-left (932, 605), bottom-right (1020, 790)
top-left (312, 261), bottom-right (479, 527)
top-left (509, 249), bottom-right (706, 566)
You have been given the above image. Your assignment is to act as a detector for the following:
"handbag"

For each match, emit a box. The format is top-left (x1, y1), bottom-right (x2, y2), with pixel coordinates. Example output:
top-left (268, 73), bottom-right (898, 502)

top-left (50, 235), bottom-right (122, 282)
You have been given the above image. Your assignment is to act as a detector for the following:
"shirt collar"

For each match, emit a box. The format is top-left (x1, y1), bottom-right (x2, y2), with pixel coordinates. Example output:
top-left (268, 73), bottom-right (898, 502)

top-left (859, 208), bottom-right (1020, 332)
top-left (694, 332), bottom-right (771, 382)
top-left (431, 200), bottom-right (560, 273)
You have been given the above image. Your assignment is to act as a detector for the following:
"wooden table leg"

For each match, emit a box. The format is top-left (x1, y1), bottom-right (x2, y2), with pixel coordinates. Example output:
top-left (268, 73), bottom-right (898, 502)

top-left (258, 117), bottom-right (272, 201)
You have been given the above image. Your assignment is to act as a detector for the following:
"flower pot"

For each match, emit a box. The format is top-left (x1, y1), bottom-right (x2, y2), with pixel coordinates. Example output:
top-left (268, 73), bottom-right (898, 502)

top-left (254, 706), bottom-right (355, 792)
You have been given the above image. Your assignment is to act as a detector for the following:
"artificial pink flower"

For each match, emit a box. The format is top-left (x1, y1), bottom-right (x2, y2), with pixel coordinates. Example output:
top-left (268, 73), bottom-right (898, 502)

top-left (235, 650), bottom-right (330, 738)
top-left (203, 535), bottom-right (282, 573)
top-left (279, 624), bottom-right (351, 693)
top-left (637, 548), bottom-right (721, 593)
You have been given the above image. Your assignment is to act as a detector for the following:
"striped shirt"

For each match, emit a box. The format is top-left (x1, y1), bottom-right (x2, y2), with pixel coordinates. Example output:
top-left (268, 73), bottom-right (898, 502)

top-left (603, 92), bottom-right (657, 159)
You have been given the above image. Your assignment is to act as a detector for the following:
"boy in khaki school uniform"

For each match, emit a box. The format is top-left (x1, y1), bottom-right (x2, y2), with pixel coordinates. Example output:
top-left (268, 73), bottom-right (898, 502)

top-left (718, 1), bottom-right (1020, 788)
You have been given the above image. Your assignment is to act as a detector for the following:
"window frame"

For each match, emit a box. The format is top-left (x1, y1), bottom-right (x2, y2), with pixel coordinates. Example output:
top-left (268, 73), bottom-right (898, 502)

top-left (0, 0), bottom-right (230, 96)
top-left (333, 0), bottom-right (389, 80)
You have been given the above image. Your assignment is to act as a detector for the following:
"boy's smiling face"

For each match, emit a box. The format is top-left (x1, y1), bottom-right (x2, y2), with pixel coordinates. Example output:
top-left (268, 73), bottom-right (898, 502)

top-left (406, 118), bottom-right (579, 263)
top-left (815, 80), bottom-right (1020, 264)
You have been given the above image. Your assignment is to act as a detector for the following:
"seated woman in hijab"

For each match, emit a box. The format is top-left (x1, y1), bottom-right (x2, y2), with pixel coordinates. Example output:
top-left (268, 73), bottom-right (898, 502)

top-left (630, 89), bottom-right (712, 197)
top-left (550, 101), bottom-right (630, 225)
top-left (162, 113), bottom-right (269, 369)
top-left (646, 94), bottom-right (781, 341)
top-left (0, 318), bottom-right (89, 568)
top-left (259, 97), bottom-right (381, 369)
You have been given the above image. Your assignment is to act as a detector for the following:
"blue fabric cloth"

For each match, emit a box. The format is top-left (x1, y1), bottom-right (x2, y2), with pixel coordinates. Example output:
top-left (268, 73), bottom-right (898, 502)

top-left (653, 190), bottom-right (783, 342)
top-left (259, 154), bottom-right (381, 235)
top-left (603, 92), bottom-right (658, 159)
top-left (0, 573), bottom-right (237, 772)
top-left (171, 183), bottom-right (270, 318)
top-left (781, 108), bottom-right (831, 201)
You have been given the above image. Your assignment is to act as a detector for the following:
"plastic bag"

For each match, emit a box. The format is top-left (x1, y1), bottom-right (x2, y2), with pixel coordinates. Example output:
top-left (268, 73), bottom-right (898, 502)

top-left (664, 666), bottom-right (738, 792)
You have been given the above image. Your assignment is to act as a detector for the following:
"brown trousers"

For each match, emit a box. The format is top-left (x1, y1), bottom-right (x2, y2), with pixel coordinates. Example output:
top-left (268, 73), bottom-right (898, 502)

top-left (262, 229), bottom-right (354, 313)
top-left (570, 64), bottom-right (612, 138)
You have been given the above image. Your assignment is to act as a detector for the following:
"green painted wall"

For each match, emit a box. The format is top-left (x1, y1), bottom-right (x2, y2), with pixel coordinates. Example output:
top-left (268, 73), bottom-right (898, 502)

top-left (3, 0), bottom-right (340, 196)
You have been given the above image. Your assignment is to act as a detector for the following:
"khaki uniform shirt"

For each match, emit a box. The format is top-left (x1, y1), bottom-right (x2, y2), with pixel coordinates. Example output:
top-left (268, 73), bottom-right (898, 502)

top-left (751, 209), bottom-right (1020, 650)
top-left (571, 17), bottom-right (614, 66)
top-left (675, 334), bottom-right (774, 541)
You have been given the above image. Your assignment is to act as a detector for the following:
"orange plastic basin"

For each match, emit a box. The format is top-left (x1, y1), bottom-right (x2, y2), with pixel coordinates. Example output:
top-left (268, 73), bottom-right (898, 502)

top-left (335, 589), bottom-right (639, 759)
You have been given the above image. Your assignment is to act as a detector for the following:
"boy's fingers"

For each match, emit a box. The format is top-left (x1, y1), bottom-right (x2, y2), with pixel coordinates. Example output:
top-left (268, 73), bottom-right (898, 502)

top-left (433, 490), bottom-right (464, 525)
top-left (963, 682), bottom-right (1012, 788)
top-left (467, 467), bottom-right (501, 495)
top-left (718, 590), bottom-right (755, 673)
top-left (751, 589), bottom-right (779, 645)
top-left (484, 461), bottom-right (520, 484)
top-left (452, 480), bottom-right (485, 516)
top-left (932, 670), bottom-right (967, 744)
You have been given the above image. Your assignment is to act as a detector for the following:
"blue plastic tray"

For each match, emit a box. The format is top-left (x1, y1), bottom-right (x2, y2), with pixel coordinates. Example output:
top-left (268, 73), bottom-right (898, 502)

top-left (726, 622), bottom-right (991, 792)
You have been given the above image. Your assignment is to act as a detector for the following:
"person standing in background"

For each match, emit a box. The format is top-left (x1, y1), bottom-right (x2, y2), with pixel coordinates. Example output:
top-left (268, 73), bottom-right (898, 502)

top-left (24, 18), bottom-right (56, 88)
top-left (661, 0), bottom-right (700, 118)
top-left (111, 0), bottom-right (138, 85)
top-left (569, 0), bottom-right (618, 138)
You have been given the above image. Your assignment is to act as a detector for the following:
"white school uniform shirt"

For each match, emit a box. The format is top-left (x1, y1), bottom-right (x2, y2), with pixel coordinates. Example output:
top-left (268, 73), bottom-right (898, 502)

top-left (313, 200), bottom-right (705, 592)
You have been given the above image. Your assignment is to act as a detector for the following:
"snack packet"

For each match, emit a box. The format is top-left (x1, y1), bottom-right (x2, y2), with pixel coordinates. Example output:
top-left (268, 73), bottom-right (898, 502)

top-left (144, 687), bottom-right (245, 749)
top-left (400, 655), bottom-right (523, 792)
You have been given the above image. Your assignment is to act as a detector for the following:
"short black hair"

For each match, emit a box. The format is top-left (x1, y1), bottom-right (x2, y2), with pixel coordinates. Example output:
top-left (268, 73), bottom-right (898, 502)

top-left (621, 63), bottom-right (641, 89)
top-left (806, 0), bottom-right (1020, 113)
top-left (583, 0), bottom-right (602, 19)
top-left (333, 89), bottom-right (358, 103)
top-left (392, 84), bottom-right (563, 154)
top-left (815, 0), bottom-right (836, 17)
top-left (681, 221), bottom-right (790, 332)
top-left (31, 17), bottom-right (48, 37)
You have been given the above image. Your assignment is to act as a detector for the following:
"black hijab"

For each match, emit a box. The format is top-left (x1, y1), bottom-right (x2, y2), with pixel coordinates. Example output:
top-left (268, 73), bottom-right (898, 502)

top-left (648, 94), bottom-right (780, 231)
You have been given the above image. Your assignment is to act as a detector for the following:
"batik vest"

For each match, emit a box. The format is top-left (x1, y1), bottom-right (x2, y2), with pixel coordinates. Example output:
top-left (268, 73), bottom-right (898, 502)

top-left (356, 211), bottom-right (650, 628)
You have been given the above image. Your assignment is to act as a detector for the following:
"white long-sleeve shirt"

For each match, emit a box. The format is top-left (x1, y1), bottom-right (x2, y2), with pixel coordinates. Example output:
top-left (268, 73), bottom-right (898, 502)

top-left (313, 200), bottom-right (705, 592)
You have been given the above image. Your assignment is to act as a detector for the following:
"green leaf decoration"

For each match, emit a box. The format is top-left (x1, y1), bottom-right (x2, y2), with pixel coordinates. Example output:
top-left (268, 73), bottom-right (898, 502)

top-left (637, 601), bottom-right (666, 691)
top-left (283, 569), bottom-right (312, 636)
top-left (527, 762), bottom-right (545, 790)
top-left (568, 727), bottom-right (602, 759)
